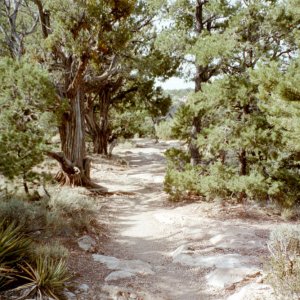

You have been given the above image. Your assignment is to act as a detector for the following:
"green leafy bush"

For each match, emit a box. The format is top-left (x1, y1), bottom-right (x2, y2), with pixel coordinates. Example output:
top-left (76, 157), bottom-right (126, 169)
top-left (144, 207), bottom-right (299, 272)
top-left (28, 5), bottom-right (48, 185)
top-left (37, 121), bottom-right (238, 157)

top-left (164, 165), bottom-right (202, 201)
top-left (265, 225), bottom-right (300, 299)
top-left (0, 58), bottom-right (56, 193)
top-left (155, 120), bottom-right (174, 140)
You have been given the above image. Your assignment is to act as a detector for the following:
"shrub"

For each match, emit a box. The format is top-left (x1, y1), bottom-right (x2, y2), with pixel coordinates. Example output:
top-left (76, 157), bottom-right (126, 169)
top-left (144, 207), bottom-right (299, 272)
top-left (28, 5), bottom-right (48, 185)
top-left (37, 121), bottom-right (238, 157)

top-left (155, 120), bottom-right (174, 140)
top-left (46, 187), bottom-right (97, 234)
top-left (0, 197), bottom-right (48, 232)
top-left (164, 166), bottom-right (202, 201)
top-left (32, 242), bottom-right (69, 262)
top-left (265, 224), bottom-right (300, 299)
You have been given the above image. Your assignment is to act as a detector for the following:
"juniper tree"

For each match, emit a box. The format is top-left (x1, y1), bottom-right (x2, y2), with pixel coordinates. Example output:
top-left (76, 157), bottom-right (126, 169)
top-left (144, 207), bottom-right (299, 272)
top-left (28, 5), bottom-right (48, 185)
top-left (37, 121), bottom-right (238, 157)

top-left (164, 0), bottom-right (300, 204)
top-left (0, 58), bottom-right (55, 193)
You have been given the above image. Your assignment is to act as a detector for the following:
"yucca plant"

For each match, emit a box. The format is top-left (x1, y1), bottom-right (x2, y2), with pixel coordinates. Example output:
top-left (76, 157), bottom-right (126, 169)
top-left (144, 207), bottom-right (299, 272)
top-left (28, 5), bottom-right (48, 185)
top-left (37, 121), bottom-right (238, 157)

top-left (0, 264), bottom-right (17, 288)
top-left (0, 220), bottom-right (32, 266)
top-left (0, 220), bottom-right (31, 292)
top-left (14, 257), bottom-right (70, 300)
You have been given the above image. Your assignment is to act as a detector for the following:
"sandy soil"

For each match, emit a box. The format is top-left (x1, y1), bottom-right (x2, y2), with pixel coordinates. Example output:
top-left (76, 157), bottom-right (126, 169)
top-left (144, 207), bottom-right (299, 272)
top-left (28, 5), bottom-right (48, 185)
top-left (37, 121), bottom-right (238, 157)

top-left (68, 139), bottom-right (294, 300)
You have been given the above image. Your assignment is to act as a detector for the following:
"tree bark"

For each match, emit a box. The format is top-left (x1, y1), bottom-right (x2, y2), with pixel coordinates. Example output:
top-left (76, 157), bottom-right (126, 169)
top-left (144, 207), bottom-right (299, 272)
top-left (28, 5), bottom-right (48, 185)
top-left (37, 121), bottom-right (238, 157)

top-left (54, 89), bottom-right (106, 190)
top-left (189, 1), bottom-right (209, 166)
top-left (97, 88), bottom-right (111, 155)
top-left (238, 148), bottom-right (247, 176)
top-left (86, 88), bottom-right (111, 155)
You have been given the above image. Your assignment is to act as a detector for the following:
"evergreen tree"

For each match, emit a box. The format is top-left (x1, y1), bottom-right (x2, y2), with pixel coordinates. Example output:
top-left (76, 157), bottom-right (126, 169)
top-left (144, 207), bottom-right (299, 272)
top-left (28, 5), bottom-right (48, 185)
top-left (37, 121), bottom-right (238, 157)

top-left (164, 0), bottom-right (300, 205)
top-left (0, 58), bottom-right (55, 193)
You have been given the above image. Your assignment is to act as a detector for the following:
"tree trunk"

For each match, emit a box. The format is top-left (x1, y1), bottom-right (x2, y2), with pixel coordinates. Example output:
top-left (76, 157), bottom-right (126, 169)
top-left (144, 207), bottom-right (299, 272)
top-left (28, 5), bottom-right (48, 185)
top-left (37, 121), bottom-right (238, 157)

top-left (189, 116), bottom-right (202, 166)
top-left (85, 88), bottom-right (111, 155)
top-left (238, 148), bottom-right (247, 176)
top-left (188, 1), bottom-right (212, 165)
top-left (55, 89), bottom-right (106, 190)
top-left (98, 89), bottom-right (111, 155)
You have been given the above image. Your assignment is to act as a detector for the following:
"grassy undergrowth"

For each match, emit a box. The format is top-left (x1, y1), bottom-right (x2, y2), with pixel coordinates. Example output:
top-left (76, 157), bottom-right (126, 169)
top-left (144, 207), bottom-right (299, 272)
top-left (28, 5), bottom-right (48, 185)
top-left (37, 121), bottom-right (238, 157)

top-left (265, 224), bottom-right (300, 299)
top-left (0, 186), bottom-right (99, 299)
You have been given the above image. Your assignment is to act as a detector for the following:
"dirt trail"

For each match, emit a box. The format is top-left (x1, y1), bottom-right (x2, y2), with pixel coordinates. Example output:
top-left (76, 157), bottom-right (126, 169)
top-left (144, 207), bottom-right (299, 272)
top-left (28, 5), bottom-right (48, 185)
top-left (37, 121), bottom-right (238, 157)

top-left (80, 139), bottom-right (280, 300)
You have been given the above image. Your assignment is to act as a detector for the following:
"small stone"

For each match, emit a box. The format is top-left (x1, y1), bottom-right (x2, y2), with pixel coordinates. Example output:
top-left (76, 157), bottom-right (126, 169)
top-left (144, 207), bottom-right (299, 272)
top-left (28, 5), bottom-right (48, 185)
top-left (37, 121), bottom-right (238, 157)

top-left (78, 283), bottom-right (89, 293)
top-left (63, 291), bottom-right (77, 300)
top-left (129, 293), bottom-right (138, 299)
top-left (77, 235), bottom-right (96, 252)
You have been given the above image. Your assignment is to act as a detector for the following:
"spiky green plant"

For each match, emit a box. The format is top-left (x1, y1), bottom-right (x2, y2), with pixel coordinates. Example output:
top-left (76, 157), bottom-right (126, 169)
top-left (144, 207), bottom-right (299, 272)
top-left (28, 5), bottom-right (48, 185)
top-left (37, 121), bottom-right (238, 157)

top-left (0, 264), bottom-right (17, 288)
top-left (14, 258), bottom-right (70, 300)
top-left (0, 221), bottom-right (31, 289)
top-left (0, 220), bottom-right (31, 266)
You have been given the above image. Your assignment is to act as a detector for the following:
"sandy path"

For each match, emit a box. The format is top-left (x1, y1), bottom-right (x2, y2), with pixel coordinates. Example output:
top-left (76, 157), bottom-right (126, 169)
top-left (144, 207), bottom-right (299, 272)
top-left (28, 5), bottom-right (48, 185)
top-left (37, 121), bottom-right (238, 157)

top-left (87, 139), bottom-right (278, 300)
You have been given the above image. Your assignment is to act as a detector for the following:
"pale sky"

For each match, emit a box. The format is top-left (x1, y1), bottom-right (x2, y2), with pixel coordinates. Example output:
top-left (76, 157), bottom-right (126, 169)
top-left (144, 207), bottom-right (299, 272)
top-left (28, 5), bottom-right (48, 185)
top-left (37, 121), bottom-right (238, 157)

top-left (158, 77), bottom-right (194, 90)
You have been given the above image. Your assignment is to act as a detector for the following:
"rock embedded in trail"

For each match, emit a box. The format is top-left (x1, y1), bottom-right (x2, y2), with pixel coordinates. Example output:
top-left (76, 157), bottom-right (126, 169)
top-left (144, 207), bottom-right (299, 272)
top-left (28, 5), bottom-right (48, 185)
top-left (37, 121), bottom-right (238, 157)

top-left (206, 267), bottom-right (260, 288)
top-left (76, 283), bottom-right (90, 293)
top-left (172, 250), bottom-right (256, 269)
top-left (92, 254), bottom-right (154, 281)
top-left (105, 270), bottom-right (136, 281)
top-left (227, 282), bottom-right (276, 300)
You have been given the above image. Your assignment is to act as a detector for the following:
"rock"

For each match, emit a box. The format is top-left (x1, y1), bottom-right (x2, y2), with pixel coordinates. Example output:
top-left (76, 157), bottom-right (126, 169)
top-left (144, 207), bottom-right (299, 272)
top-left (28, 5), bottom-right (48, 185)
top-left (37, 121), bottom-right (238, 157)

top-left (105, 270), bottom-right (135, 281)
top-left (118, 259), bottom-right (154, 275)
top-left (77, 283), bottom-right (89, 293)
top-left (93, 254), bottom-right (154, 276)
top-left (227, 283), bottom-right (275, 300)
top-left (77, 235), bottom-right (96, 252)
top-left (173, 252), bottom-right (253, 269)
top-left (63, 291), bottom-right (77, 300)
top-left (209, 233), bottom-right (263, 250)
top-left (206, 267), bottom-right (259, 288)
top-left (93, 254), bottom-right (120, 269)
top-left (129, 293), bottom-right (138, 299)
top-left (171, 245), bottom-right (194, 258)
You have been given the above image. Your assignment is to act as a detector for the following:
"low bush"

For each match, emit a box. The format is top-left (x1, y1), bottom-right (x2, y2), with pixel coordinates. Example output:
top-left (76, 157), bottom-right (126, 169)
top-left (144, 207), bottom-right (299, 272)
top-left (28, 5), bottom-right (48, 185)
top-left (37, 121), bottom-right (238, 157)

top-left (32, 242), bottom-right (69, 262)
top-left (155, 120), bottom-right (174, 140)
top-left (164, 165), bottom-right (202, 201)
top-left (47, 187), bottom-right (97, 234)
top-left (265, 224), bottom-right (300, 299)
top-left (0, 187), bottom-right (98, 236)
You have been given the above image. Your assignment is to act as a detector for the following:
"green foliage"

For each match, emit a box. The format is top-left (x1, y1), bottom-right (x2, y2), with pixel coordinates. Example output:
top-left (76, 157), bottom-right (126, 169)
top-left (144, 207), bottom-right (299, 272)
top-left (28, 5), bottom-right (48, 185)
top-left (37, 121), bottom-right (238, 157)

top-left (164, 165), bottom-right (202, 201)
top-left (110, 108), bottom-right (154, 138)
top-left (0, 221), bottom-right (32, 266)
top-left (164, 148), bottom-right (199, 201)
top-left (15, 258), bottom-right (69, 300)
top-left (266, 225), bottom-right (300, 299)
top-left (0, 221), bottom-right (31, 288)
top-left (155, 120), bottom-right (174, 140)
top-left (0, 58), bottom-right (55, 189)
top-left (0, 200), bottom-right (70, 299)
top-left (171, 104), bottom-right (194, 141)
top-left (161, 0), bottom-right (300, 207)
top-left (165, 148), bottom-right (190, 170)
top-left (32, 242), bottom-right (69, 262)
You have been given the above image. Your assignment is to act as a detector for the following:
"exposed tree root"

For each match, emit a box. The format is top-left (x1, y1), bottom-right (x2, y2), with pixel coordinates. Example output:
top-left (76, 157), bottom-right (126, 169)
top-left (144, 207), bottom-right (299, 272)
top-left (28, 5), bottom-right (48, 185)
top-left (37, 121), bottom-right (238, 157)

top-left (47, 151), bottom-right (107, 191)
